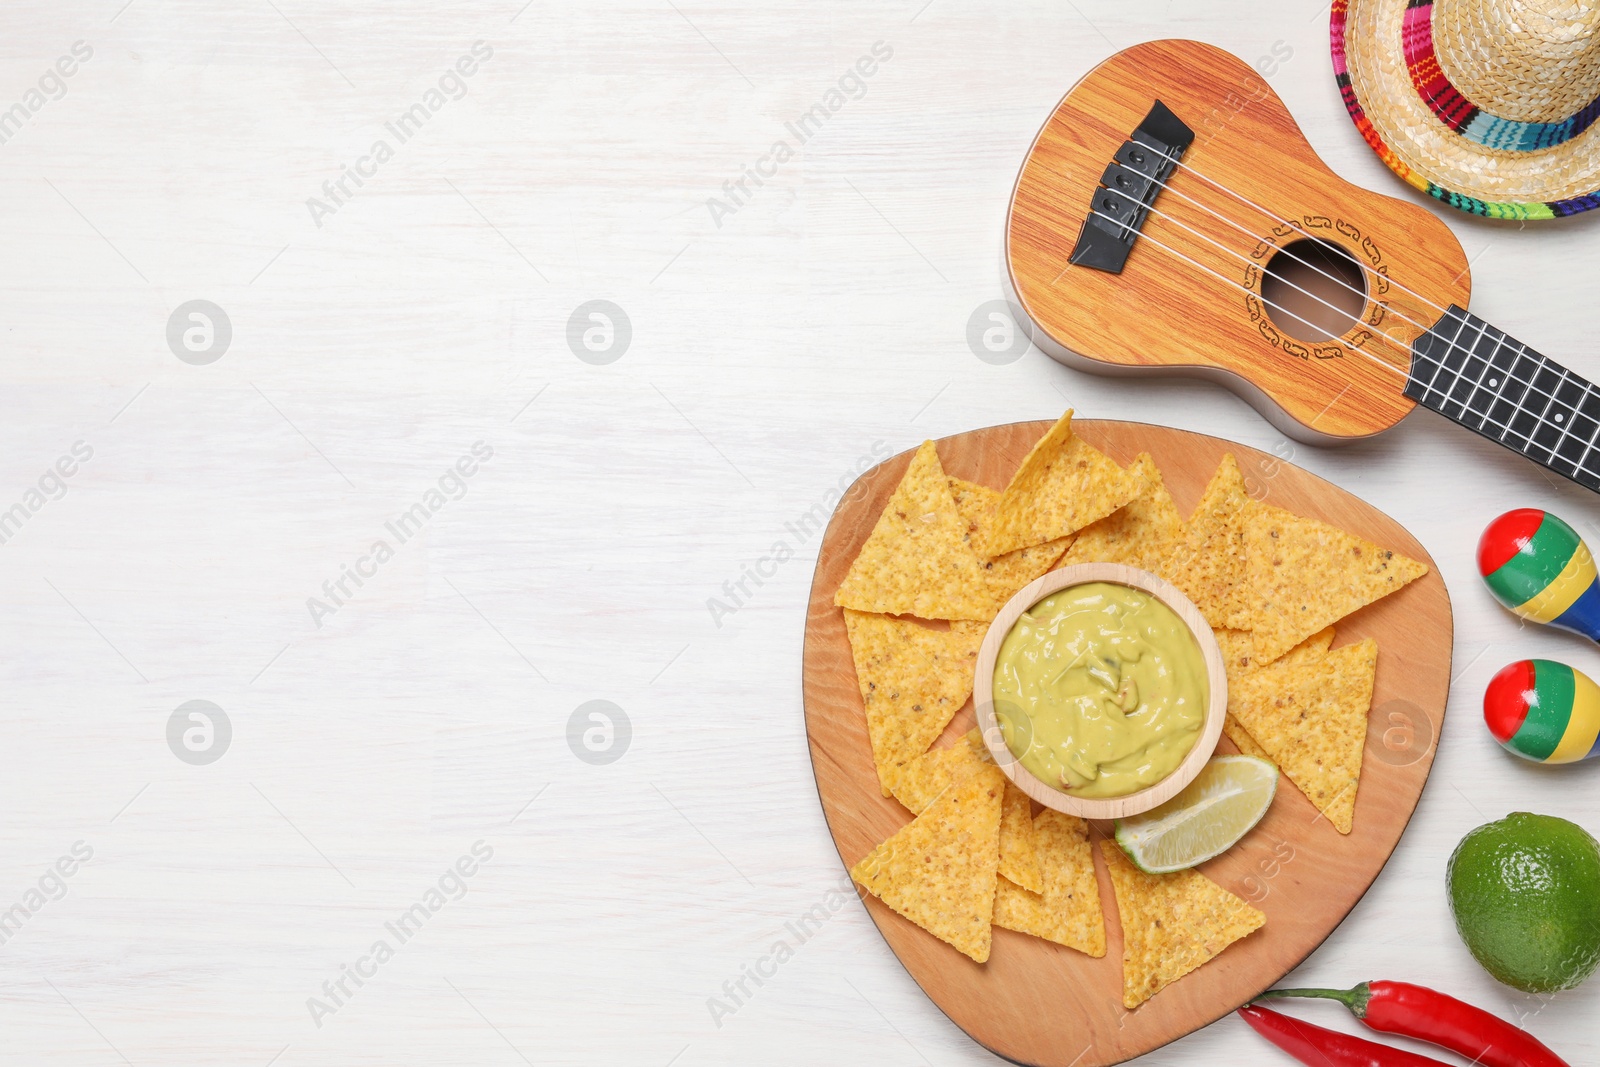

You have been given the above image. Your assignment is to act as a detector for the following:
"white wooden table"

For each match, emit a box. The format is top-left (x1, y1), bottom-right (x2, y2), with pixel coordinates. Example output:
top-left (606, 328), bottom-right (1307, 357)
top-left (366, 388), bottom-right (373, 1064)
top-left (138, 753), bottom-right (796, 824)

top-left (2, 2), bottom-right (1597, 1064)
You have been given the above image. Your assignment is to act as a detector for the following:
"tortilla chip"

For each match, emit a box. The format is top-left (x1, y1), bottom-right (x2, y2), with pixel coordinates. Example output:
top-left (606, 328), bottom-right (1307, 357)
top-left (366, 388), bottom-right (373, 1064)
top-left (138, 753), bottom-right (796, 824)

top-left (834, 441), bottom-right (997, 620)
top-left (844, 610), bottom-right (987, 796)
top-left (949, 477), bottom-right (1070, 610)
top-left (1216, 626), bottom-right (1335, 762)
top-left (851, 764), bottom-right (1005, 963)
top-left (1101, 841), bottom-right (1265, 1008)
top-left (1223, 714), bottom-right (1274, 762)
top-left (1293, 626), bottom-right (1338, 660)
top-left (1228, 639), bottom-right (1378, 834)
top-left (1235, 505), bottom-right (1428, 663)
top-left (889, 729), bottom-right (991, 812)
top-left (998, 782), bottom-right (1044, 894)
top-left (890, 730), bottom-right (1042, 893)
top-left (970, 410), bottom-right (1142, 558)
top-left (994, 811), bottom-right (1105, 956)
top-left (1214, 625), bottom-right (1336, 683)
top-left (1164, 455), bottom-right (1254, 629)
top-left (1056, 453), bottom-right (1185, 576)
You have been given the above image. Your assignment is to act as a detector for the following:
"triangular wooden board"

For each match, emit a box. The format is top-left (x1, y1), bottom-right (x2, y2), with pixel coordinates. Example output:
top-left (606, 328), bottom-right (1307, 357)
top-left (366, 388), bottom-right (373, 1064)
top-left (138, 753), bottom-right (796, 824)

top-left (803, 419), bottom-right (1450, 1066)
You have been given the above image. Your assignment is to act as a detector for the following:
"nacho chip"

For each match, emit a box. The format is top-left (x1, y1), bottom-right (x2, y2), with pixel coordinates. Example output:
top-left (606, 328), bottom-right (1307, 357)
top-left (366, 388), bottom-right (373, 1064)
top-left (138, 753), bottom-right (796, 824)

top-left (844, 610), bottom-right (986, 796)
top-left (890, 730), bottom-right (1042, 893)
top-left (1056, 453), bottom-right (1185, 577)
top-left (1228, 639), bottom-right (1378, 834)
top-left (1164, 455), bottom-right (1255, 629)
top-left (970, 410), bottom-right (1142, 558)
top-left (950, 477), bottom-right (1070, 611)
top-left (1214, 625), bottom-right (1336, 683)
top-left (1216, 626), bottom-right (1336, 762)
top-left (851, 764), bottom-right (1005, 963)
top-left (1223, 714), bottom-right (1274, 762)
top-left (993, 810), bottom-right (1105, 956)
top-left (889, 729), bottom-right (991, 812)
top-left (998, 782), bottom-right (1044, 894)
top-left (1235, 505), bottom-right (1427, 663)
top-left (1101, 841), bottom-right (1265, 1008)
top-left (1292, 626), bottom-right (1338, 661)
top-left (834, 441), bottom-right (996, 620)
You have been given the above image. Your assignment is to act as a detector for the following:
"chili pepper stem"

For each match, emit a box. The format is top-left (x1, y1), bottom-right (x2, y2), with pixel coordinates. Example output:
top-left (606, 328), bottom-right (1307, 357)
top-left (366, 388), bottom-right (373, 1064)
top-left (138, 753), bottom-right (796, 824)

top-left (1258, 982), bottom-right (1572, 1067)
top-left (1258, 984), bottom-right (1373, 1017)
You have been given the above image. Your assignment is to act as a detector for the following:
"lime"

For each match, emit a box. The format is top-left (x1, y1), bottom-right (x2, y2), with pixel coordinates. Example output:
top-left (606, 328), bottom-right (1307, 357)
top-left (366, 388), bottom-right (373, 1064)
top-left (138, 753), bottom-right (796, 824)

top-left (1447, 812), bottom-right (1600, 993)
top-left (1114, 756), bottom-right (1278, 873)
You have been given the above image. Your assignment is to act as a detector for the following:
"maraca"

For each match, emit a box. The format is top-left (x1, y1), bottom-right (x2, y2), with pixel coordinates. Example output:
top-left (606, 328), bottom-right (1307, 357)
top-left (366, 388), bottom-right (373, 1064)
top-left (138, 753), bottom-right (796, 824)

top-left (1478, 509), bottom-right (1600, 641)
top-left (1484, 659), bottom-right (1600, 764)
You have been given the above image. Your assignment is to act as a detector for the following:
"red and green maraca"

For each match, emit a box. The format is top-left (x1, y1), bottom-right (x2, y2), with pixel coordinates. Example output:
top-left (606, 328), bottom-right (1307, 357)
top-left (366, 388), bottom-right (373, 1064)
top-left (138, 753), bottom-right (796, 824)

top-left (1478, 508), bottom-right (1600, 638)
top-left (1479, 509), bottom-right (1600, 764)
top-left (1484, 659), bottom-right (1600, 764)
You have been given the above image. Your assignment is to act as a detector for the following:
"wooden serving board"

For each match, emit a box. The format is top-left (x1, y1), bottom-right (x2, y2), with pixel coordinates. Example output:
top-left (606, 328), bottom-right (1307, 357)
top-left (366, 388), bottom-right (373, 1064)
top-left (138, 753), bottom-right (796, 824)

top-left (802, 419), bottom-right (1452, 1067)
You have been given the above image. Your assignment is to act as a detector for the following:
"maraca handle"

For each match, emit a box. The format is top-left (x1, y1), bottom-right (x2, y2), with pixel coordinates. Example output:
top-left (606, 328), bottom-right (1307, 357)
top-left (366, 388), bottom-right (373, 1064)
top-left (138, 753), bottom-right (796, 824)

top-left (1550, 582), bottom-right (1600, 644)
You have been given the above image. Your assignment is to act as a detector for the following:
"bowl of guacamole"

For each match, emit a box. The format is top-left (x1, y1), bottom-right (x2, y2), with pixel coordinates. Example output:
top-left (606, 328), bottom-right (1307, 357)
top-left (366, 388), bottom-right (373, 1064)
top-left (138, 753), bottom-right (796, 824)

top-left (974, 563), bottom-right (1228, 819)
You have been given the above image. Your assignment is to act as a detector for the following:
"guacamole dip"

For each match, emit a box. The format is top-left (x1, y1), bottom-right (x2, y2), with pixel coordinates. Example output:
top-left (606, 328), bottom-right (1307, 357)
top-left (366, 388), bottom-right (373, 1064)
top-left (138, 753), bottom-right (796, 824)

top-left (992, 582), bottom-right (1206, 798)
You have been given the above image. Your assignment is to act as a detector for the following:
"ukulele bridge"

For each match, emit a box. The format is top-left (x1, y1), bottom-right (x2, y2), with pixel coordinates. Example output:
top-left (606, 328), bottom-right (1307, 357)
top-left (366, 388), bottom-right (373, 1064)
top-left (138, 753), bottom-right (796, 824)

top-left (1069, 100), bottom-right (1195, 274)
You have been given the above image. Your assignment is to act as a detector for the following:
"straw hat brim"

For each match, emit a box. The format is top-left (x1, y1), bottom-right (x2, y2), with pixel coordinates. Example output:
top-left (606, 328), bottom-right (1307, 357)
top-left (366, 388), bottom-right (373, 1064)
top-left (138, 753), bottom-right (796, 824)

top-left (1333, 0), bottom-right (1600, 219)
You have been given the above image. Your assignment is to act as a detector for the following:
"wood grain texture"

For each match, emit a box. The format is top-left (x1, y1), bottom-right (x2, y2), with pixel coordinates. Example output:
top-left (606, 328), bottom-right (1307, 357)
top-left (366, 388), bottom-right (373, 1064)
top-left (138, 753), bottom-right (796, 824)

top-left (970, 561), bottom-right (1230, 821)
top-left (1006, 40), bottom-right (1473, 441)
top-left (804, 420), bottom-right (1452, 1067)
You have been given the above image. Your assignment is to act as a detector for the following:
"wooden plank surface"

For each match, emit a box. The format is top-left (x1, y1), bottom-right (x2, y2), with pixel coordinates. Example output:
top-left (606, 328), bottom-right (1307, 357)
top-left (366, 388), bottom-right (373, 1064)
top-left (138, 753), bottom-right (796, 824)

top-left (804, 419), bottom-right (1452, 1066)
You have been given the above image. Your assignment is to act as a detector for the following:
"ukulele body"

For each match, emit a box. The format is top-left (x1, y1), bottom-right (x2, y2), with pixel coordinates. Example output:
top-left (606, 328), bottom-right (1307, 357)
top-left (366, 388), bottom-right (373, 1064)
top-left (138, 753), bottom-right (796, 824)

top-left (1006, 38), bottom-right (1471, 444)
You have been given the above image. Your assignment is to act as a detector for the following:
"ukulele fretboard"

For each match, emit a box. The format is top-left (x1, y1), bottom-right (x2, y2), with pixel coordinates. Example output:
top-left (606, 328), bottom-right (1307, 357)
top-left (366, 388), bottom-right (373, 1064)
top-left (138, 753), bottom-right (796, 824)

top-left (1408, 306), bottom-right (1600, 493)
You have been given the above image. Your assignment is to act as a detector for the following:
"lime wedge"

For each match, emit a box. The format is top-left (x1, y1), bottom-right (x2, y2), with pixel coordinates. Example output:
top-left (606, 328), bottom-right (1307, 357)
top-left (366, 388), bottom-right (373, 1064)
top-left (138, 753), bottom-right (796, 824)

top-left (1114, 756), bottom-right (1278, 873)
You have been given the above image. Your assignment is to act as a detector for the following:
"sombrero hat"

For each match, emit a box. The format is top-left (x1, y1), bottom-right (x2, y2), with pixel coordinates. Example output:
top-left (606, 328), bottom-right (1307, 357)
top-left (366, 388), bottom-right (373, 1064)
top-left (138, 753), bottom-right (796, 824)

top-left (1333, 0), bottom-right (1600, 219)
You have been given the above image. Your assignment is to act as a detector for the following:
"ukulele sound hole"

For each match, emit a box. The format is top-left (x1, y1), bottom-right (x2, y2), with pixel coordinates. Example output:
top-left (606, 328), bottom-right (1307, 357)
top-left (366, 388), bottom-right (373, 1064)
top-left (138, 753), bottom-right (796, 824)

top-left (1261, 238), bottom-right (1367, 343)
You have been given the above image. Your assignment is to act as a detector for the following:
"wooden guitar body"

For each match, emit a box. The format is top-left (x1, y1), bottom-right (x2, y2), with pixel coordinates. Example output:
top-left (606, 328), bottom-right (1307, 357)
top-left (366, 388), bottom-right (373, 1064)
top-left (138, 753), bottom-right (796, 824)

top-left (1006, 39), bottom-right (1471, 444)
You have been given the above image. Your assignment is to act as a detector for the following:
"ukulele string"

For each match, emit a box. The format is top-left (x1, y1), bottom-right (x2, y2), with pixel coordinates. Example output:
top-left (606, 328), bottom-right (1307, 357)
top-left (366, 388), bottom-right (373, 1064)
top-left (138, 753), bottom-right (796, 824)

top-left (1108, 158), bottom-right (1572, 414)
top-left (1168, 155), bottom-right (1470, 329)
top-left (1098, 184), bottom-right (1427, 368)
top-left (1084, 207), bottom-right (1561, 445)
top-left (1147, 162), bottom-right (1487, 356)
top-left (1142, 167), bottom-right (1430, 325)
top-left (1084, 202), bottom-right (1408, 378)
top-left (1150, 155), bottom-right (1573, 412)
top-left (1093, 182), bottom-right (1526, 417)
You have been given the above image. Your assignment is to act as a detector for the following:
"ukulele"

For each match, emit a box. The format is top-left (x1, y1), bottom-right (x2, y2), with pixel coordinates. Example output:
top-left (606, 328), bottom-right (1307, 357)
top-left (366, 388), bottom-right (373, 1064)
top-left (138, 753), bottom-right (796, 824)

top-left (1006, 38), bottom-right (1600, 493)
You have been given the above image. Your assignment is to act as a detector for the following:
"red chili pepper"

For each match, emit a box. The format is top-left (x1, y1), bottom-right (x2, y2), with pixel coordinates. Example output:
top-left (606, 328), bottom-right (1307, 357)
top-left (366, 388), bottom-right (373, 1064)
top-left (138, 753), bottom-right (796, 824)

top-left (1260, 982), bottom-right (1570, 1067)
top-left (1238, 1004), bottom-right (1453, 1066)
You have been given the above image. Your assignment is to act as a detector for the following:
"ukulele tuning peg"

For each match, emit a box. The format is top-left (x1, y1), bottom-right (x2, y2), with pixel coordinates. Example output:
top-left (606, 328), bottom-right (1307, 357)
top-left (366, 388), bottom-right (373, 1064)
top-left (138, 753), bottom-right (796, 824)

top-left (1485, 659), bottom-right (1600, 764)
top-left (1478, 509), bottom-right (1600, 643)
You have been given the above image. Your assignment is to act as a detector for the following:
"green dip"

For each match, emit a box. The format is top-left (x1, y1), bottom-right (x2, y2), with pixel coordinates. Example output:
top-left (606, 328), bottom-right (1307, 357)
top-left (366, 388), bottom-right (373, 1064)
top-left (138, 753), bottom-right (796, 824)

top-left (992, 582), bottom-right (1206, 798)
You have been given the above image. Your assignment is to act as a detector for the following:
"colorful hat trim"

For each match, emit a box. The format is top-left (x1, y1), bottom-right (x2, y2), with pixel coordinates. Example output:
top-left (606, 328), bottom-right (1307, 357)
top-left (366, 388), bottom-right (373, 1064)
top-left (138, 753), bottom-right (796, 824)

top-left (1403, 0), bottom-right (1600, 151)
top-left (1332, 0), bottom-right (1600, 219)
